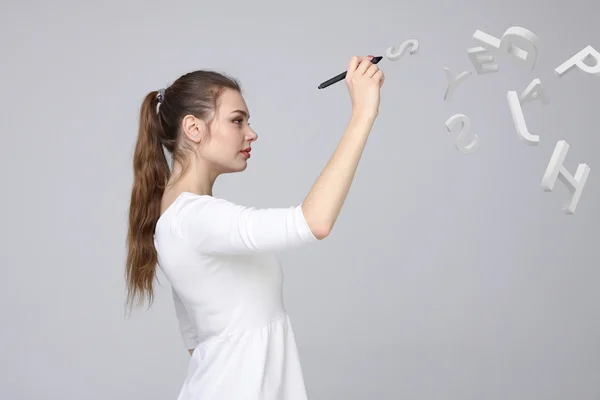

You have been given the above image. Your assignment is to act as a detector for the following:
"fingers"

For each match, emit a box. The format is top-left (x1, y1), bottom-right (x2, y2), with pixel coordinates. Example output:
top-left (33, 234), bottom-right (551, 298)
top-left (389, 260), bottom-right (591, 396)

top-left (365, 63), bottom-right (380, 78)
top-left (356, 56), bottom-right (374, 75)
top-left (347, 56), bottom-right (360, 74)
top-left (346, 55), bottom-right (383, 85)
top-left (374, 69), bottom-right (385, 87)
top-left (346, 56), bottom-right (372, 79)
top-left (347, 56), bottom-right (369, 74)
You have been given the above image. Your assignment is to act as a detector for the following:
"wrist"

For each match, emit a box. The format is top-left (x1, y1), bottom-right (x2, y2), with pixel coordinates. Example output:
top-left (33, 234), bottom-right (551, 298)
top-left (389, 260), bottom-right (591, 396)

top-left (350, 111), bottom-right (378, 124)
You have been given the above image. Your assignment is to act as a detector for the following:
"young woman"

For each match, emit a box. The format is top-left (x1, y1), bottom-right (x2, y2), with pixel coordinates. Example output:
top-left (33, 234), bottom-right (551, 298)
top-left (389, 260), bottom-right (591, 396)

top-left (125, 55), bottom-right (384, 399)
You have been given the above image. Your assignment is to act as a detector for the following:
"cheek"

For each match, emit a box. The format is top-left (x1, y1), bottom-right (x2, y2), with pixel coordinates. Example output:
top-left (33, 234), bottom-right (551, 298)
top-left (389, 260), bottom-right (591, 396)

top-left (228, 127), bottom-right (246, 146)
top-left (206, 126), bottom-right (244, 157)
top-left (214, 134), bottom-right (241, 159)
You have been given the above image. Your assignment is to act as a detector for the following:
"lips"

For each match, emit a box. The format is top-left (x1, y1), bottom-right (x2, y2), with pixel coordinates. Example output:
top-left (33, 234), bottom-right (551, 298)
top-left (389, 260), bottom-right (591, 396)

top-left (240, 147), bottom-right (251, 158)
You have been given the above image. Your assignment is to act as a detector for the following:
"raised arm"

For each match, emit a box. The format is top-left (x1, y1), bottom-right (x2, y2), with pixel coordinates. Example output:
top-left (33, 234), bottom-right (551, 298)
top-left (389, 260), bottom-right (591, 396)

top-left (301, 115), bottom-right (377, 238)
top-left (302, 55), bottom-right (384, 237)
top-left (173, 56), bottom-right (384, 255)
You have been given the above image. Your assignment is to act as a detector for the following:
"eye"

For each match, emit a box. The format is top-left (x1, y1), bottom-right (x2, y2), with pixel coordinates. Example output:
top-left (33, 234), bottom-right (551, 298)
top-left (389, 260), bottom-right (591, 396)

top-left (233, 118), bottom-right (250, 126)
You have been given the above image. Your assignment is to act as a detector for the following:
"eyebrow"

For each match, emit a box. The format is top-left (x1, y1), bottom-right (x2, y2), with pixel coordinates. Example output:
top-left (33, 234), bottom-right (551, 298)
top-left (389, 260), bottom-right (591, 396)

top-left (231, 110), bottom-right (250, 119)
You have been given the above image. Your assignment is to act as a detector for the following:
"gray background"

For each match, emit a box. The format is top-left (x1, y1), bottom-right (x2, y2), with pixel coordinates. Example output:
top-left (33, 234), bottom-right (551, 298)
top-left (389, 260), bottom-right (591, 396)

top-left (1, 0), bottom-right (598, 399)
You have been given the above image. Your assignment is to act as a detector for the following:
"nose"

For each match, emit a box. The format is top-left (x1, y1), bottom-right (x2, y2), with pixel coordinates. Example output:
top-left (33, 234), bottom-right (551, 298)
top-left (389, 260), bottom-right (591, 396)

top-left (247, 127), bottom-right (258, 142)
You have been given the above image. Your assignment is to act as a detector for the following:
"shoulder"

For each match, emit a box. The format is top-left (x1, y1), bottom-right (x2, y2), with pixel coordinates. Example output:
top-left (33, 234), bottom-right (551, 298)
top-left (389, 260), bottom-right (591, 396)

top-left (167, 192), bottom-right (265, 251)
top-left (169, 192), bottom-right (248, 233)
top-left (174, 192), bottom-right (247, 217)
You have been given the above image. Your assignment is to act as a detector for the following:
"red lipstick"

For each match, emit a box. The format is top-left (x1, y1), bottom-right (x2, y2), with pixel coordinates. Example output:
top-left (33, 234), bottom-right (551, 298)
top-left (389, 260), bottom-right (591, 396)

top-left (240, 147), bottom-right (251, 158)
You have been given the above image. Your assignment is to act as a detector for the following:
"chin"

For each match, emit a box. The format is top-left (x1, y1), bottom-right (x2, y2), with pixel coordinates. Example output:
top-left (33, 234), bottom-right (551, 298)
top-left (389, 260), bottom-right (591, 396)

top-left (222, 162), bottom-right (248, 174)
top-left (237, 162), bottom-right (249, 172)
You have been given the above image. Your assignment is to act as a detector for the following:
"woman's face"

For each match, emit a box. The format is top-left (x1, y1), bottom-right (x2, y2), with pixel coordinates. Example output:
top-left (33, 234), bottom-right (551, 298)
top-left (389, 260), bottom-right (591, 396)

top-left (197, 88), bottom-right (258, 174)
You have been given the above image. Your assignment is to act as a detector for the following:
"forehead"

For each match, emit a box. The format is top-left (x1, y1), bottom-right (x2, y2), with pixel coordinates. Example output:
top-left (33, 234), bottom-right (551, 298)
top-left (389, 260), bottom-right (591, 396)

top-left (217, 88), bottom-right (248, 114)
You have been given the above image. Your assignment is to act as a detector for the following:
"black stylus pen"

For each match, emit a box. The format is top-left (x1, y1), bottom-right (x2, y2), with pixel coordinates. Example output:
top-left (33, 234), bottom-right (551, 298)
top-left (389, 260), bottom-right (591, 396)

top-left (317, 56), bottom-right (383, 89)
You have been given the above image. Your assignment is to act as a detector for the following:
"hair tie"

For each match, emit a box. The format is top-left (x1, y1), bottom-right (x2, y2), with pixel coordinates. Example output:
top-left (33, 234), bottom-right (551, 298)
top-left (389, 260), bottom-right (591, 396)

top-left (157, 88), bottom-right (166, 103)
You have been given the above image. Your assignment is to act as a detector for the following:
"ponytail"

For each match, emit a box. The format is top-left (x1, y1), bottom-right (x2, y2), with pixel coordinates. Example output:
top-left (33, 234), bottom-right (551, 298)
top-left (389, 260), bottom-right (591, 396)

top-left (125, 91), bottom-right (170, 314)
top-left (124, 71), bottom-right (243, 315)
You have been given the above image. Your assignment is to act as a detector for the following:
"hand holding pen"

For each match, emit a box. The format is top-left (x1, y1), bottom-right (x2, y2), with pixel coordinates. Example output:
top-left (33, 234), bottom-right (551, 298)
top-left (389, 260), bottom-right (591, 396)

top-left (318, 55), bottom-right (384, 89)
top-left (319, 55), bottom-right (385, 119)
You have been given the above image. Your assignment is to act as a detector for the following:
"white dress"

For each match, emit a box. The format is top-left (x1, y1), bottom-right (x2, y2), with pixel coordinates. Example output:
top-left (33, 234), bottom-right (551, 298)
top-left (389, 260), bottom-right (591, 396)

top-left (153, 192), bottom-right (319, 399)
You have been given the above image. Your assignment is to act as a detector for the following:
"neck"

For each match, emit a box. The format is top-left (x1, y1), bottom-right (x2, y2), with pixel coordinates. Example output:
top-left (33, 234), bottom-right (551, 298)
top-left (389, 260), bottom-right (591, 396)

top-left (169, 159), bottom-right (218, 196)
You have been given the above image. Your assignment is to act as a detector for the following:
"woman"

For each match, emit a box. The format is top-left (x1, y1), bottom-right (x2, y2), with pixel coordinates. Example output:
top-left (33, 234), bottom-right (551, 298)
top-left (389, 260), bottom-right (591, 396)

top-left (125, 55), bottom-right (384, 399)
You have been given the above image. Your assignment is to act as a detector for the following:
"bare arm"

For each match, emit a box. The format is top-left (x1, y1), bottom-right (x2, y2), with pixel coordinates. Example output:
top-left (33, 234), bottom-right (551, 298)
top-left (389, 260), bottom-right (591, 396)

top-left (302, 55), bottom-right (384, 238)
top-left (301, 114), bottom-right (376, 239)
top-left (173, 56), bottom-right (383, 251)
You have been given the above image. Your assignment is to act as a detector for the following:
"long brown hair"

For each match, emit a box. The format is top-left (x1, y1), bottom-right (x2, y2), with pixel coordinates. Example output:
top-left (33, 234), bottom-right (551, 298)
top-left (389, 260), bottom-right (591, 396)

top-left (125, 70), bottom-right (241, 314)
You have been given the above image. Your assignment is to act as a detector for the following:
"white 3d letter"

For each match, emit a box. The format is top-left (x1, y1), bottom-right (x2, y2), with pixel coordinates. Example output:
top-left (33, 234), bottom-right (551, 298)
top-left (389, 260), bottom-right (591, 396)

top-left (467, 47), bottom-right (499, 74)
top-left (555, 45), bottom-right (600, 76)
top-left (445, 114), bottom-right (479, 154)
top-left (444, 67), bottom-right (472, 101)
top-left (507, 91), bottom-right (538, 145)
top-left (499, 27), bottom-right (539, 70)
top-left (541, 140), bottom-right (590, 214)
top-left (386, 39), bottom-right (419, 61)
top-left (472, 29), bottom-right (501, 50)
top-left (507, 78), bottom-right (550, 145)
top-left (519, 78), bottom-right (550, 106)
top-left (473, 26), bottom-right (540, 70)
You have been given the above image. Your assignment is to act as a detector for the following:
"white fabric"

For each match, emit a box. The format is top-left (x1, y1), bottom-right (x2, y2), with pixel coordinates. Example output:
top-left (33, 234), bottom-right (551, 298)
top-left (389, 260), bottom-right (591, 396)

top-left (154, 192), bottom-right (319, 399)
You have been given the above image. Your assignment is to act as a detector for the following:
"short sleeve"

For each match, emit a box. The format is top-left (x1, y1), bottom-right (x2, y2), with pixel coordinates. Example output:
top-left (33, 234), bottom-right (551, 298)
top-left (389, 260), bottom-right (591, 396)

top-left (172, 288), bottom-right (199, 349)
top-left (173, 194), bottom-right (318, 255)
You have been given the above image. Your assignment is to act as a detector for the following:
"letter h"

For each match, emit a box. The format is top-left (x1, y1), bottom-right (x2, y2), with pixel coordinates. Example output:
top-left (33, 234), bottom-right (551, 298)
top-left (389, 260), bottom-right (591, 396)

top-left (541, 140), bottom-right (591, 214)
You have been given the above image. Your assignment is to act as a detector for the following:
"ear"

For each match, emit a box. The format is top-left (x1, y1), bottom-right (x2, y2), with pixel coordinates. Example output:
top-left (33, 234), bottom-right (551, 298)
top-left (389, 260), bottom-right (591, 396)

top-left (182, 114), bottom-right (206, 143)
